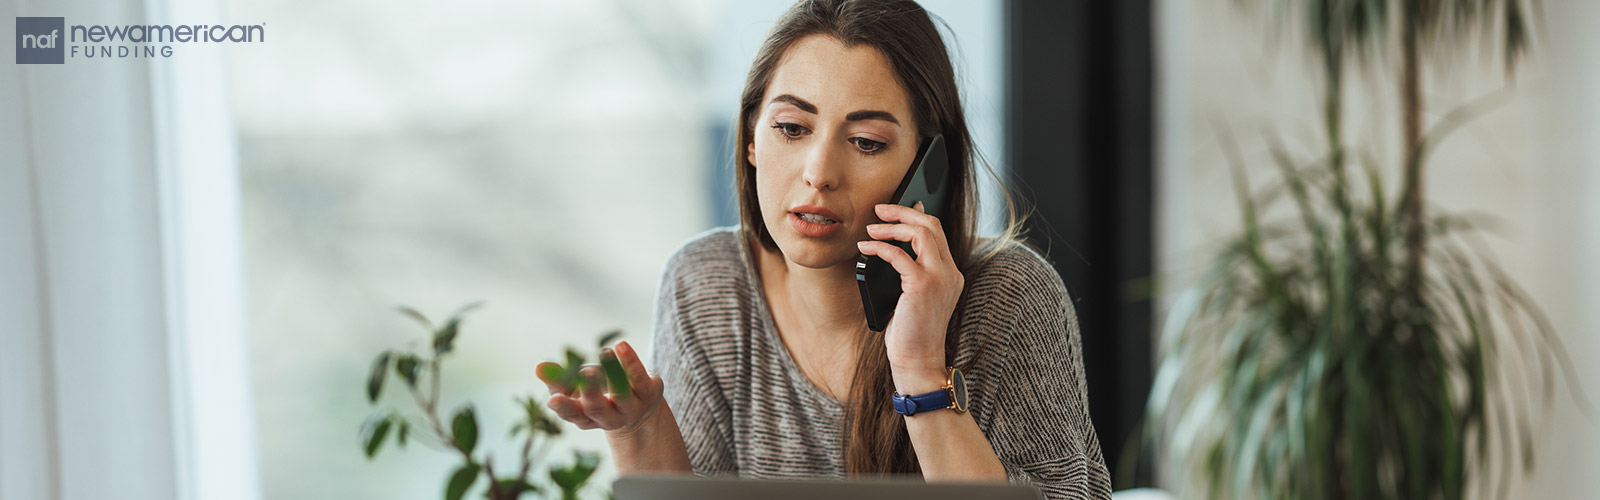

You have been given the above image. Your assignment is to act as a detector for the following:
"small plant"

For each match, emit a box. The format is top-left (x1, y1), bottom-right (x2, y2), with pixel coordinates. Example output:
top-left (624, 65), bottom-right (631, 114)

top-left (358, 301), bottom-right (631, 500)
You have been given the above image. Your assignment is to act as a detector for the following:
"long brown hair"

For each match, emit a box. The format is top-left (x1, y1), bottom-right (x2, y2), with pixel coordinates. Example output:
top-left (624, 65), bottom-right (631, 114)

top-left (734, 0), bottom-right (1016, 475)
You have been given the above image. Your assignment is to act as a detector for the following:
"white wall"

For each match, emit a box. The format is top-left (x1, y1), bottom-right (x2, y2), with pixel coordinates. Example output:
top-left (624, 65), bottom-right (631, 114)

top-left (1156, 0), bottom-right (1600, 496)
top-left (1524, 1), bottom-right (1600, 496)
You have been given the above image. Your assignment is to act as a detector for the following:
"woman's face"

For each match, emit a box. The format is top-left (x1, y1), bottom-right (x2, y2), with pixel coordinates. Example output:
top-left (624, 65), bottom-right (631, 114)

top-left (747, 34), bottom-right (922, 269)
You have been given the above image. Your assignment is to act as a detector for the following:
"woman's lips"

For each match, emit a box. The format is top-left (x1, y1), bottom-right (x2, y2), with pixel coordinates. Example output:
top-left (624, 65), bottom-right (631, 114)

top-left (787, 206), bottom-right (843, 238)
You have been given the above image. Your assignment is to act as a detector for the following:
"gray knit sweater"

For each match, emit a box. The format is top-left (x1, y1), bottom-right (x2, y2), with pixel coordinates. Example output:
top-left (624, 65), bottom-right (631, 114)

top-left (649, 227), bottom-right (1112, 500)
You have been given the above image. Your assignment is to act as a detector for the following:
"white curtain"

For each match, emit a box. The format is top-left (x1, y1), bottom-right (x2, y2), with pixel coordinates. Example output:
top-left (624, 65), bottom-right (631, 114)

top-left (0, 0), bottom-right (260, 499)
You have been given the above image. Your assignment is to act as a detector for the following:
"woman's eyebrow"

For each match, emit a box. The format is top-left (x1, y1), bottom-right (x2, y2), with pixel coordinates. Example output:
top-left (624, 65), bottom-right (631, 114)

top-left (769, 94), bottom-right (900, 126)
top-left (770, 94), bottom-right (818, 114)
top-left (844, 110), bottom-right (899, 126)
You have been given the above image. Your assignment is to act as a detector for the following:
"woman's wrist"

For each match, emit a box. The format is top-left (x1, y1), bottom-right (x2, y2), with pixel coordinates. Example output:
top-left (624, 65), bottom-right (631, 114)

top-left (889, 358), bottom-right (948, 395)
top-left (604, 397), bottom-right (671, 444)
top-left (604, 399), bottom-right (692, 474)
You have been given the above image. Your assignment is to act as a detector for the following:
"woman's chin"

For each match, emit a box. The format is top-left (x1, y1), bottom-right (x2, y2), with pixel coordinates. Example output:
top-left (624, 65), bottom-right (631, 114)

top-left (773, 236), bottom-right (860, 270)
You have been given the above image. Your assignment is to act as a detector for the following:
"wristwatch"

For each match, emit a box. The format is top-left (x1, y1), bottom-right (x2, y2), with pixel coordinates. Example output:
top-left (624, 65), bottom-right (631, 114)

top-left (891, 366), bottom-right (969, 416)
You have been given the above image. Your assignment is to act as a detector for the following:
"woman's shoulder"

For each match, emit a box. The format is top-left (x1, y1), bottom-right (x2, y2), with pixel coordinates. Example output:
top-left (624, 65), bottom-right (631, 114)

top-left (660, 226), bottom-right (747, 282)
top-left (952, 238), bottom-right (1080, 369)
top-left (655, 226), bottom-right (756, 321)
top-left (964, 238), bottom-right (1071, 309)
top-left (651, 227), bottom-right (753, 356)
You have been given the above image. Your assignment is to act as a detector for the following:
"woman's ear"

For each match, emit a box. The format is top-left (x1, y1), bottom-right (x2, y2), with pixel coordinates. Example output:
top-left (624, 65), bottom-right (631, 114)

top-left (746, 139), bottom-right (757, 168)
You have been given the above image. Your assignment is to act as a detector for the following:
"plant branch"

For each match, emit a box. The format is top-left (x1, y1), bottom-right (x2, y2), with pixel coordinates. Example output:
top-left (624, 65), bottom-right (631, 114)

top-left (405, 356), bottom-right (475, 465)
top-left (518, 431), bottom-right (538, 481)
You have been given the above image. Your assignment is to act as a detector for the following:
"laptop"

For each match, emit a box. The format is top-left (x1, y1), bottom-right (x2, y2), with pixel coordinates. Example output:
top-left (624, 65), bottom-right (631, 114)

top-left (613, 475), bottom-right (1043, 500)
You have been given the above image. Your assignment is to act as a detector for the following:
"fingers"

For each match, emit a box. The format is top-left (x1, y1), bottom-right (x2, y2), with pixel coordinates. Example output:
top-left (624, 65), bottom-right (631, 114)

top-left (545, 379), bottom-right (627, 430)
top-left (535, 361), bottom-right (573, 395)
top-left (870, 203), bottom-right (948, 261)
top-left (857, 239), bottom-right (919, 278)
top-left (577, 365), bottom-right (628, 428)
top-left (578, 365), bottom-right (602, 399)
top-left (873, 203), bottom-right (942, 234)
top-left (865, 223), bottom-right (945, 264)
top-left (541, 364), bottom-right (621, 429)
top-left (541, 343), bottom-right (665, 432)
top-left (541, 362), bottom-right (596, 428)
top-left (613, 341), bottom-right (654, 398)
top-left (608, 341), bottom-right (656, 416)
top-left (546, 394), bottom-right (598, 429)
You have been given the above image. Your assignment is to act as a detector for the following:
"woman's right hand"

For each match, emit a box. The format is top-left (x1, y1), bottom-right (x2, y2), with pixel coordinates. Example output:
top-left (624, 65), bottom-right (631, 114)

top-left (536, 340), bottom-right (665, 437)
top-left (537, 340), bottom-right (691, 474)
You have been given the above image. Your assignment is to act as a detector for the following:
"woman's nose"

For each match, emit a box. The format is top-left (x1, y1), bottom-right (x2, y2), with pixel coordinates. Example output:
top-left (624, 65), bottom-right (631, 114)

top-left (801, 143), bottom-right (843, 191)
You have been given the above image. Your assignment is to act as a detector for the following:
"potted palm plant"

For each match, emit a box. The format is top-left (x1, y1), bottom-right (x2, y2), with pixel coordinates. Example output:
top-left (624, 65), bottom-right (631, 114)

top-left (1145, 1), bottom-right (1588, 498)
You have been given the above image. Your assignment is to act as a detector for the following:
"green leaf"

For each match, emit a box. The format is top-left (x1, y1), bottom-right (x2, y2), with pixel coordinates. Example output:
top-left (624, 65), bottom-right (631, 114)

top-left (444, 463), bottom-right (481, 500)
top-left (433, 302), bottom-right (483, 356)
top-left (549, 451), bottom-right (600, 493)
top-left (397, 418), bottom-right (410, 448)
top-left (538, 363), bottom-right (565, 385)
top-left (367, 351), bottom-right (392, 404)
top-left (361, 414), bottom-right (392, 459)
top-left (520, 396), bottom-right (560, 436)
top-left (601, 354), bottom-right (632, 398)
top-left (563, 350), bottom-right (585, 389)
top-left (494, 478), bottom-right (541, 496)
top-left (452, 406), bottom-right (479, 456)
top-left (433, 318), bottom-right (462, 356)
top-left (450, 300), bottom-right (485, 319)
top-left (396, 305), bottom-right (433, 333)
top-left (395, 354), bottom-right (422, 388)
top-left (515, 395), bottom-right (566, 435)
top-left (597, 329), bottom-right (623, 348)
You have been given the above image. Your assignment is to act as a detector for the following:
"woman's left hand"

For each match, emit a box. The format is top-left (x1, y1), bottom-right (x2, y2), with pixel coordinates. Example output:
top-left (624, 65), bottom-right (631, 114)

top-left (857, 202), bottom-right (965, 394)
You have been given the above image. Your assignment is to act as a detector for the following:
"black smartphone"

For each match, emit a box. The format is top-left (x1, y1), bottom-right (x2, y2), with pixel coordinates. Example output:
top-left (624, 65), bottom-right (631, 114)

top-left (856, 134), bottom-right (950, 332)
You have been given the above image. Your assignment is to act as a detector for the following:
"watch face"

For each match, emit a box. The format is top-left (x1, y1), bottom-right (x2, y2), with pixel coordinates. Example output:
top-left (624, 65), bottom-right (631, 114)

top-left (950, 368), bottom-right (968, 412)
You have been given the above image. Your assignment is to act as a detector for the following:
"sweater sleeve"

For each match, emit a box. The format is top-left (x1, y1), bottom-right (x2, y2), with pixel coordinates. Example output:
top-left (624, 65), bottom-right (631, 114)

top-left (649, 244), bottom-right (740, 477)
top-left (968, 248), bottom-right (1113, 500)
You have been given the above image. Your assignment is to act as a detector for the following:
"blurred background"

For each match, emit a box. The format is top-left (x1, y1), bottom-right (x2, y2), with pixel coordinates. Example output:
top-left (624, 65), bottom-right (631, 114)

top-left (3, 0), bottom-right (1597, 499)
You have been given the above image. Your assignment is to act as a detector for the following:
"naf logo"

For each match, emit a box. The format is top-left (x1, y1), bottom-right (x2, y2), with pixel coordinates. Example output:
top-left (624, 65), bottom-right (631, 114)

top-left (16, 17), bottom-right (65, 64)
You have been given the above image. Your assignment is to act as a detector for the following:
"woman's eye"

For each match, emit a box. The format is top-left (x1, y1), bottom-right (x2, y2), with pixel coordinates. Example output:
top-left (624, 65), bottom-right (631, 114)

top-left (771, 122), bottom-right (808, 140)
top-left (850, 137), bottom-right (887, 155)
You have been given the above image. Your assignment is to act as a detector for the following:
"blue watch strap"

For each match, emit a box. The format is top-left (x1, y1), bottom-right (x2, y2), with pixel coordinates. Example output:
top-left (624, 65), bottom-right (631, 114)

top-left (892, 387), bottom-right (952, 416)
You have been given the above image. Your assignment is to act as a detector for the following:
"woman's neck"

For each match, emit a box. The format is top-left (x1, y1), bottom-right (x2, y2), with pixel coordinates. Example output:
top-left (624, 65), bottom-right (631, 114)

top-left (751, 238), bottom-right (868, 343)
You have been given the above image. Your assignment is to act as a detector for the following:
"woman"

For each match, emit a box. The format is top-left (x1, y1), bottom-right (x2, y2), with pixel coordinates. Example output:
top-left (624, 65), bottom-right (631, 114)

top-left (536, 1), bottom-right (1111, 498)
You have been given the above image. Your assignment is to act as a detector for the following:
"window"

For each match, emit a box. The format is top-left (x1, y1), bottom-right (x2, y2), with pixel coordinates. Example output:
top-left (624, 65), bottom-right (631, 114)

top-left (226, 1), bottom-right (1002, 497)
